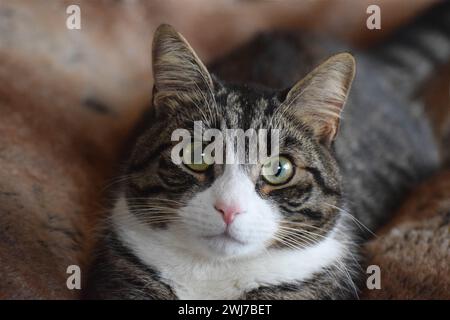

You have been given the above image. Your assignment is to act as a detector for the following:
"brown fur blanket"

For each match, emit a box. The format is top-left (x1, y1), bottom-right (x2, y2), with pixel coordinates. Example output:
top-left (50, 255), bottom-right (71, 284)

top-left (363, 170), bottom-right (450, 299)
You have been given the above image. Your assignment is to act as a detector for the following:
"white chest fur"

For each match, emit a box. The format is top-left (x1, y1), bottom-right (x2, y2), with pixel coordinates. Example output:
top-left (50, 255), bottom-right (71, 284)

top-left (113, 197), bottom-right (346, 300)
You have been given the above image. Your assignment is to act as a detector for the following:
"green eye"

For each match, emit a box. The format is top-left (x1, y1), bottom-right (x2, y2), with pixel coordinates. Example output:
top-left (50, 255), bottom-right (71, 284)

top-left (182, 142), bottom-right (211, 172)
top-left (261, 156), bottom-right (294, 185)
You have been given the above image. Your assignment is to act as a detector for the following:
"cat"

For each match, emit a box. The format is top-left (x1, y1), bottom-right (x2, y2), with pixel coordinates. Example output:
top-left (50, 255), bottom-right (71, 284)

top-left (86, 2), bottom-right (449, 299)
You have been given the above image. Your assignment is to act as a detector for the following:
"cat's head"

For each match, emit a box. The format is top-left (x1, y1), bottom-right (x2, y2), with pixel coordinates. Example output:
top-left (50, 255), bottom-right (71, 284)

top-left (122, 24), bottom-right (355, 260)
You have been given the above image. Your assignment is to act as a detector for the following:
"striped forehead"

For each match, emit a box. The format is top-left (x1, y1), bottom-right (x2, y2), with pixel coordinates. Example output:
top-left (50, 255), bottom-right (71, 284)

top-left (217, 90), bottom-right (275, 130)
top-left (213, 87), bottom-right (329, 163)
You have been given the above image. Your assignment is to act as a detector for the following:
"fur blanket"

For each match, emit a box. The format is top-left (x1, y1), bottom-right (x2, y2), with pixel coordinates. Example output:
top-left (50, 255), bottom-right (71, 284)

top-left (363, 170), bottom-right (450, 299)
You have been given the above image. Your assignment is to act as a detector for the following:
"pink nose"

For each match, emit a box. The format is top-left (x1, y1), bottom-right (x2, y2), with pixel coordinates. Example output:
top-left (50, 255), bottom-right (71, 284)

top-left (214, 202), bottom-right (241, 225)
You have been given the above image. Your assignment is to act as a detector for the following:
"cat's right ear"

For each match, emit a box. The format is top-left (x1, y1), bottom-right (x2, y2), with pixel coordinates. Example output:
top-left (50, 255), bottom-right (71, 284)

top-left (280, 53), bottom-right (356, 146)
top-left (152, 24), bottom-right (214, 110)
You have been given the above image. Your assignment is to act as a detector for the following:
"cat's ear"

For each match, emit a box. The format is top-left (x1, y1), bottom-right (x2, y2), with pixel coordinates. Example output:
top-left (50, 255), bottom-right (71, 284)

top-left (152, 24), bottom-right (213, 109)
top-left (282, 53), bottom-right (356, 146)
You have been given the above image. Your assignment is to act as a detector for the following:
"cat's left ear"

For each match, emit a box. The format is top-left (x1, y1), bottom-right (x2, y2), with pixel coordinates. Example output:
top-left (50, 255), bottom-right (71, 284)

top-left (281, 53), bottom-right (356, 146)
top-left (152, 24), bottom-right (213, 109)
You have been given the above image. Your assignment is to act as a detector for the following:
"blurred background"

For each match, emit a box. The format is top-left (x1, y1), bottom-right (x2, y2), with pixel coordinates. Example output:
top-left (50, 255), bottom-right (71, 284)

top-left (0, 0), bottom-right (448, 299)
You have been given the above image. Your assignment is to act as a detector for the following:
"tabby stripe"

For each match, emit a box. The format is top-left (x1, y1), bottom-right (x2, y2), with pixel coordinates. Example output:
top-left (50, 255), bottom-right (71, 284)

top-left (129, 142), bottom-right (172, 173)
top-left (157, 171), bottom-right (192, 190)
top-left (157, 160), bottom-right (199, 188)
top-left (158, 157), bottom-right (180, 173)
top-left (283, 136), bottom-right (303, 149)
top-left (264, 97), bottom-right (279, 116)
top-left (304, 167), bottom-right (340, 196)
top-left (280, 205), bottom-right (323, 220)
top-left (372, 1), bottom-right (450, 96)
top-left (298, 208), bottom-right (323, 220)
top-left (279, 204), bottom-right (299, 215)
top-left (283, 185), bottom-right (313, 207)
top-left (378, 28), bottom-right (448, 74)
top-left (398, 31), bottom-right (442, 65)
top-left (376, 50), bottom-right (411, 71)
top-left (128, 183), bottom-right (167, 197)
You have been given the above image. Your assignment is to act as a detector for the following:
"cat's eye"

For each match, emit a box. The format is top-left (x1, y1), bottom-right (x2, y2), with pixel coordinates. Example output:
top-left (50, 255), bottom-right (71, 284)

top-left (261, 156), bottom-right (294, 185)
top-left (182, 142), bottom-right (211, 172)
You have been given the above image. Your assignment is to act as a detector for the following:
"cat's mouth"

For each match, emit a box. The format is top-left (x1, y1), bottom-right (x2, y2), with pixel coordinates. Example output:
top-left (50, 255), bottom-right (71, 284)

top-left (202, 231), bottom-right (247, 245)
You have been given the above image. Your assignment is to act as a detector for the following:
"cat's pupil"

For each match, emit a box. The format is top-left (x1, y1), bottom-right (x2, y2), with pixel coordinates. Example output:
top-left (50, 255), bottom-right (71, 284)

top-left (274, 163), bottom-right (282, 176)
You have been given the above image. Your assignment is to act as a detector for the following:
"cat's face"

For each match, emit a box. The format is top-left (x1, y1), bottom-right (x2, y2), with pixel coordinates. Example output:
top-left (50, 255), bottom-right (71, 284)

top-left (123, 24), bottom-right (355, 260)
